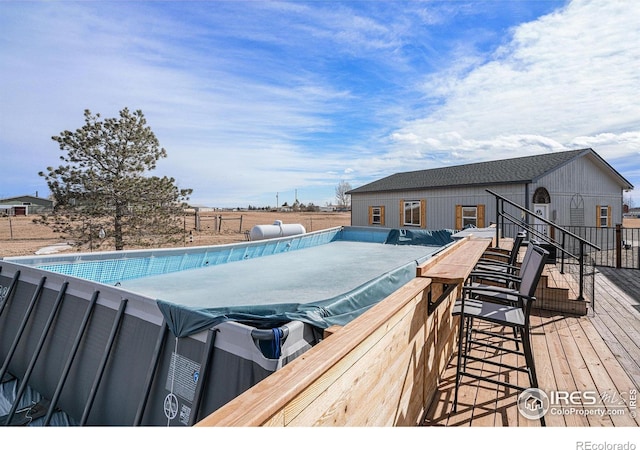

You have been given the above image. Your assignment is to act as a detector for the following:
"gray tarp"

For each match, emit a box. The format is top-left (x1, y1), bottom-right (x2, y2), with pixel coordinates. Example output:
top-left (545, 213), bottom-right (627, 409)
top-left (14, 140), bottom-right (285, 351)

top-left (384, 228), bottom-right (455, 246)
top-left (0, 378), bottom-right (75, 426)
top-left (156, 259), bottom-right (417, 337)
top-left (155, 230), bottom-right (455, 338)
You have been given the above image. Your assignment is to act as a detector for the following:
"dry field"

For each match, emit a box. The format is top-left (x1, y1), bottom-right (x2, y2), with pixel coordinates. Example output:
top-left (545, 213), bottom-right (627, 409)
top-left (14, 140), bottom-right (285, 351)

top-left (0, 211), bottom-right (352, 258)
top-left (625, 217), bottom-right (640, 228)
top-left (1, 213), bottom-right (637, 259)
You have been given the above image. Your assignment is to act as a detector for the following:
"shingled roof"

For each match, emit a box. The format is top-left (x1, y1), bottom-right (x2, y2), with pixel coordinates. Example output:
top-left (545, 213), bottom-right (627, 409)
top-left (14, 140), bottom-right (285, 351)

top-left (348, 148), bottom-right (632, 194)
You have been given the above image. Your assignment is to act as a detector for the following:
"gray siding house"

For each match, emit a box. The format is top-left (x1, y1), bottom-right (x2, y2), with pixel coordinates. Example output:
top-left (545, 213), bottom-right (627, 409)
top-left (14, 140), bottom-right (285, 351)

top-left (0, 194), bottom-right (54, 216)
top-left (348, 148), bottom-right (633, 237)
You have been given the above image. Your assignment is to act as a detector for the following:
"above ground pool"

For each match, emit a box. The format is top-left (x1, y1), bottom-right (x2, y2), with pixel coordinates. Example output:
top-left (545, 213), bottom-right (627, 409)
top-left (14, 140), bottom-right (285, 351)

top-left (0, 226), bottom-right (453, 426)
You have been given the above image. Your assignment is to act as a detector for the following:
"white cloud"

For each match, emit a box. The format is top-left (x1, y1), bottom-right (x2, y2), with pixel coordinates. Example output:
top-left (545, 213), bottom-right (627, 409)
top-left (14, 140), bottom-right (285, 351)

top-left (1, 0), bottom-right (638, 206)
top-left (389, 0), bottom-right (640, 170)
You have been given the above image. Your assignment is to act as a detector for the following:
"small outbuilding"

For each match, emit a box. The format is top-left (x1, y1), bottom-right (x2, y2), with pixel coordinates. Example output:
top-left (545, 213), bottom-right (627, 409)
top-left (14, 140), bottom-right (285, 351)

top-left (0, 194), bottom-right (54, 216)
top-left (348, 148), bottom-right (633, 237)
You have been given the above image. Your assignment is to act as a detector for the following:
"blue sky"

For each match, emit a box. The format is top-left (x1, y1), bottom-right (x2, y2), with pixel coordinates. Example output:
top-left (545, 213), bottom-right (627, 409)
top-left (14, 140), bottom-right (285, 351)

top-left (1, 0), bottom-right (638, 208)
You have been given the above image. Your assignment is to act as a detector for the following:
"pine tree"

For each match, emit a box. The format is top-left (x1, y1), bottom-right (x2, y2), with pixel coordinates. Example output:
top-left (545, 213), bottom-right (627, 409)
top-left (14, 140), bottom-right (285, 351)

top-left (39, 108), bottom-right (192, 251)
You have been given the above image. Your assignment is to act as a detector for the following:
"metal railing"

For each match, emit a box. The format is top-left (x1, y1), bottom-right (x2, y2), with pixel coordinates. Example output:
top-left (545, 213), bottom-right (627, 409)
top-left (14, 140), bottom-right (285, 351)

top-left (563, 224), bottom-right (640, 269)
top-left (487, 189), bottom-right (601, 309)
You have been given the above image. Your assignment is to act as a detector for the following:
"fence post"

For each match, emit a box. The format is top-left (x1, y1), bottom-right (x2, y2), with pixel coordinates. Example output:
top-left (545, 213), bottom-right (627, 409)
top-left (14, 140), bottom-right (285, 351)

top-left (495, 196), bottom-right (500, 247)
top-left (615, 223), bottom-right (622, 269)
top-left (560, 232), bottom-right (566, 274)
top-left (578, 241), bottom-right (584, 303)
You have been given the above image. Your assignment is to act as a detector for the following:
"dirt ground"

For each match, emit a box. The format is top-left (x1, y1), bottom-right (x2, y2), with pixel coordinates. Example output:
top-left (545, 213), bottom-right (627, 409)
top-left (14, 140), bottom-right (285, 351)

top-left (1, 213), bottom-right (638, 259)
top-left (625, 217), bottom-right (640, 228)
top-left (0, 211), bottom-right (352, 258)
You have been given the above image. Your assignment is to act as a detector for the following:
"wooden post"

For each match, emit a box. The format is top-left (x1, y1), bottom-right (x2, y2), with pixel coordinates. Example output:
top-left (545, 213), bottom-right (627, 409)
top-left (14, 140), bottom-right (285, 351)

top-left (615, 223), bottom-right (622, 269)
top-left (217, 215), bottom-right (243, 233)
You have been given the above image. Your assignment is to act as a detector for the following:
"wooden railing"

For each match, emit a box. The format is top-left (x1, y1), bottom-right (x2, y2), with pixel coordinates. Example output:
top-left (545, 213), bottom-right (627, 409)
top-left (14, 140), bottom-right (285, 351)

top-left (195, 236), bottom-right (491, 427)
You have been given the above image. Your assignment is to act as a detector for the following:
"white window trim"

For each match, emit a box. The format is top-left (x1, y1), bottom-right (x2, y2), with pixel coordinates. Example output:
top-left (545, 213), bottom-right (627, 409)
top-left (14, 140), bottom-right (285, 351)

top-left (462, 206), bottom-right (478, 228)
top-left (403, 200), bottom-right (422, 227)
top-left (371, 206), bottom-right (382, 225)
top-left (599, 205), bottom-right (609, 227)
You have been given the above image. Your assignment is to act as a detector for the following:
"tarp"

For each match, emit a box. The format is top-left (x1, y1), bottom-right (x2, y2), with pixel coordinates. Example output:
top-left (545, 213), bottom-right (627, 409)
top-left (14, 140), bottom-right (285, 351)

top-left (157, 257), bottom-right (420, 337)
top-left (0, 378), bottom-right (76, 426)
top-left (111, 228), bottom-right (453, 338)
top-left (384, 228), bottom-right (455, 247)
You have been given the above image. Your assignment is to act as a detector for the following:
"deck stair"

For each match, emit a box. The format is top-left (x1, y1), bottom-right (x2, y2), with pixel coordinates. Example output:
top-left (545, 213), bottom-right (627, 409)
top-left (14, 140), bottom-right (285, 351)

top-left (485, 189), bottom-right (599, 318)
top-left (534, 264), bottom-right (587, 315)
top-left (483, 238), bottom-right (588, 315)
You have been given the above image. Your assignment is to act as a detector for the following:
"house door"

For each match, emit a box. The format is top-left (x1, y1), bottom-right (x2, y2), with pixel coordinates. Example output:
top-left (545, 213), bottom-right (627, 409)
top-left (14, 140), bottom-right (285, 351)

top-left (533, 204), bottom-right (549, 238)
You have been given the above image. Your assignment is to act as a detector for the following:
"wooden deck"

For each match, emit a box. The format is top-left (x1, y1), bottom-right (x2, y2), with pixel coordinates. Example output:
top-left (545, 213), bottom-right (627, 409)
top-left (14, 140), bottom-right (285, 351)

top-left (422, 266), bottom-right (640, 427)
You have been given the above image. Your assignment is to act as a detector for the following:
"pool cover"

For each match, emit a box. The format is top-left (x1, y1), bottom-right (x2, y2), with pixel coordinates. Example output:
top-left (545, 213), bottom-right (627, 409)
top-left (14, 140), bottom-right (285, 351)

top-left (121, 240), bottom-right (445, 337)
top-left (4, 227), bottom-right (454, 338)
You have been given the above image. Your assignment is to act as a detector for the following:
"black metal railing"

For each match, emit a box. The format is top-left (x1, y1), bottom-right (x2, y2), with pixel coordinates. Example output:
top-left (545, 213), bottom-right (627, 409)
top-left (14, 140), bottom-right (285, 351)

top-left (563, 225), bottom-right (640, 269)
top-left (487, 189), bottom-right (601, 309)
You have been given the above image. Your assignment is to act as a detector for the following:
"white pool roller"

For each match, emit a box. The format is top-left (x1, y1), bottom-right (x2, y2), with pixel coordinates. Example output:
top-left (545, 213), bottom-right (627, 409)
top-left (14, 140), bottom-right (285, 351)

top-left (249, 220), bottom-right (306, 240)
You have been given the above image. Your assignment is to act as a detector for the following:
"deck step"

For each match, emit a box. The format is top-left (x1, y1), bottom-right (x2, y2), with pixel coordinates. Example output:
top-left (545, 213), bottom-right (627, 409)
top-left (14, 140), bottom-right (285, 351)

top-left (491, 243), bottom-right (588, 316)
top-left (535, 264), bottom-right (588, 315)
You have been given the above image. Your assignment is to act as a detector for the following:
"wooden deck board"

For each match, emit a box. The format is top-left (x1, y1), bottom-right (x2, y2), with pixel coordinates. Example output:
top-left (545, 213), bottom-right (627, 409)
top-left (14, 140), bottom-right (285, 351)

top-left (559, 316), bottom-right (613, 426)
top-left (492, 333), bottom-right (521, 427)
top-left (469, 331), bottom-right (512, 426)
top-left (422, 266), bottom-right (640, 427)
top-left (543, 313), bottom-right (591, 426)
top-left (592, 268), bottom-right (640, 391)
top-left (575, 317), bottom-right (640, 426)
top-left (530, 313), bottom-right (567, 426)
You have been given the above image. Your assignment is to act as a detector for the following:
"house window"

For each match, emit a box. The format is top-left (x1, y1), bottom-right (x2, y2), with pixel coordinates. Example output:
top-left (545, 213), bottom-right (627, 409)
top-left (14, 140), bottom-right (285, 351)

top-left (532, 187), bottom-right (551, 204)
top-left (597, 205), bottom-right (611, 228)
top-left (368, 206), bottom-right (385, 226)
top-left (599, 206), bottom-right (608, 227)
top-left (455, 204), bottom-right (485, 229)
top-left (403, 200), bottom-right (423, 227)
top-left (462, 206), bottom-right (478, 227)
top-left (372, 207), bottom-right (382, 224)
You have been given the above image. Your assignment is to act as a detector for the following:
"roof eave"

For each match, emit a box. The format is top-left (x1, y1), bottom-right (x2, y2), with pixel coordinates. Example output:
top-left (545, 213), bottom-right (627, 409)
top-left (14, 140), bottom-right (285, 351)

top-left (587, 149), bottom-right (634, 190)
top-left (350, 180), bottom-right (529, 195)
